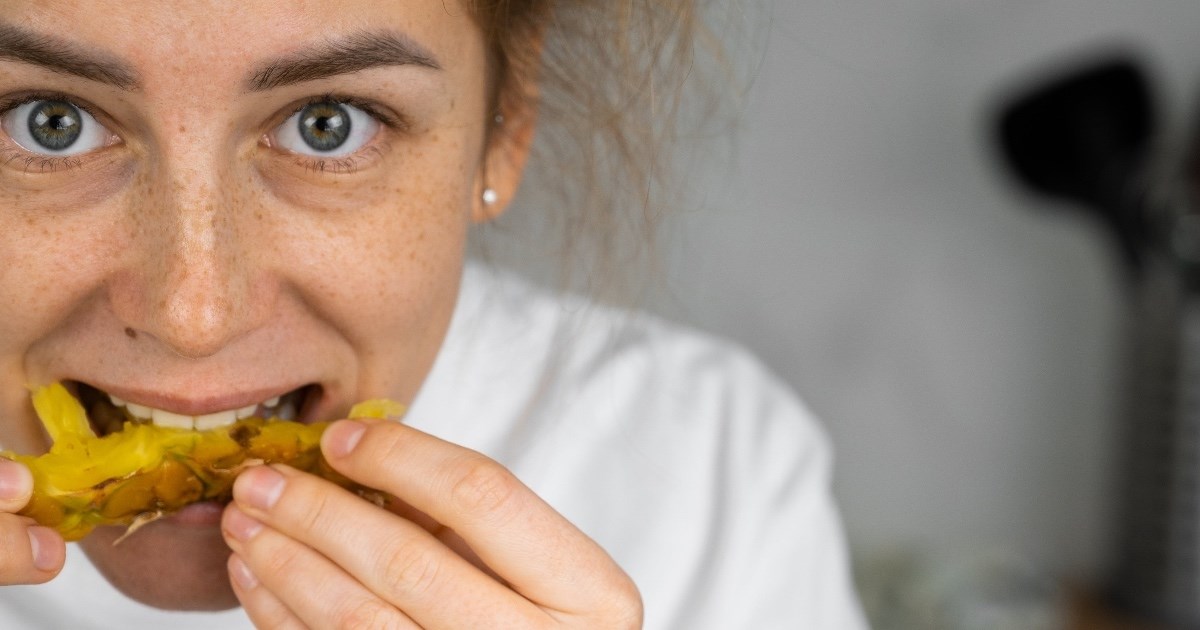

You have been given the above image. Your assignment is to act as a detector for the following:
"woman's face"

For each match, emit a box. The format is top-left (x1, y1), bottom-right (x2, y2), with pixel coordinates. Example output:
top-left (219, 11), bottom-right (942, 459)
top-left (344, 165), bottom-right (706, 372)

top-left (0, 0), bottom-right (521, 610)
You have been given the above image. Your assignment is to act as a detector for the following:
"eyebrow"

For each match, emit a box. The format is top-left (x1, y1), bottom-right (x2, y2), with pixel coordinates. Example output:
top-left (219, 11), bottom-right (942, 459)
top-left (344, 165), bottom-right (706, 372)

top-left (0, 25), bottom-right (438, 94)
top-left (0, 24), bottom-right (139, 90)
top-left (247, 31), bottom-right (441, 91)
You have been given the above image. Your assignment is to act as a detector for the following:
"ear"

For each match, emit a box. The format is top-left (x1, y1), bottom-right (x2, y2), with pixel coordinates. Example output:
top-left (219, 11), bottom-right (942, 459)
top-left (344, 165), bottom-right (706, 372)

top-left (471, 91), bottom-right (538, 223)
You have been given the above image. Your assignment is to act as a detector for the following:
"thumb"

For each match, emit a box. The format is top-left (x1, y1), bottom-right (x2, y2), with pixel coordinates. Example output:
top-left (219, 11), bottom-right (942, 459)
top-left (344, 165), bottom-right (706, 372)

top-left (0, 459), bottom-right (32, 513)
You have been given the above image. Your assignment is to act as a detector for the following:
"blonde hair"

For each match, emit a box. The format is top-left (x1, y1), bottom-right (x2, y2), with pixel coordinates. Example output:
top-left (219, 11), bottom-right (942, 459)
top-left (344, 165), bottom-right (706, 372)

top-left (468, 0), bottom-right (739, 302)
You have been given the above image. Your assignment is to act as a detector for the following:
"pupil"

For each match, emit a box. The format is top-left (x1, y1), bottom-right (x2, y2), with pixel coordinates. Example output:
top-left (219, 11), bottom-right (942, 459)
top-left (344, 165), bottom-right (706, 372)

top-left (298, 103), bottom-right (351, 152)
top-left (27, 101), bottom-right (83, 151)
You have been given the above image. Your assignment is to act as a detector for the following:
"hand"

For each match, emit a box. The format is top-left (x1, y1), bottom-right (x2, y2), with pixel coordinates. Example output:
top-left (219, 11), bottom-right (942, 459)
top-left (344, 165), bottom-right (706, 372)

top-left (0, 459), bottom-right (64, 584)
top-left (221, 419), bottom-right (643, 629)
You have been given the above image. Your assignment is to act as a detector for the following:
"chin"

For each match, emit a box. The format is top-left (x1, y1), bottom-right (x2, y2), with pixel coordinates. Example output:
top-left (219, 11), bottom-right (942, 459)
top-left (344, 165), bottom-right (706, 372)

top-left (79, 518), bottom-right (238, 611)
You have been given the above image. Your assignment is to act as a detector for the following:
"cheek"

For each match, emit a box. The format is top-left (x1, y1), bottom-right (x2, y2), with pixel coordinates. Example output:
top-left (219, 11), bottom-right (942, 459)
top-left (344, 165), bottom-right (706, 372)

top-left (264, 143), bottom-right (475, 349)
top-left (0, 181), bottom-right (134, 451)
top-left (0, 173), bottom-right (135, 358)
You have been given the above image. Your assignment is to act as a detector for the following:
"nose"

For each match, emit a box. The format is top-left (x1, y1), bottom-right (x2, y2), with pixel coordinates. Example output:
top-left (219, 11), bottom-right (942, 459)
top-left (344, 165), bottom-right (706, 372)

top-left (113, 154), bottom-right (270, 360)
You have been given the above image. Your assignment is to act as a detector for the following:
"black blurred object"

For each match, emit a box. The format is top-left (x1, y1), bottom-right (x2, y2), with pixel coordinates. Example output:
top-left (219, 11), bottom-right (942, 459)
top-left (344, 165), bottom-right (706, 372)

top-left (999, 59), bottom-right (1154, 270)
top-left (998, 57), bottom-right (1200, 629)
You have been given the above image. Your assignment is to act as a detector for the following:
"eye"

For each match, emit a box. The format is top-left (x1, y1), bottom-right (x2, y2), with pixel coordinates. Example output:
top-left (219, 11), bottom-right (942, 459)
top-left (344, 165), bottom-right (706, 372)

top-left (272, 101), bottom-right (380, 158)
top-left (1, 99), bottom-right (113, 157)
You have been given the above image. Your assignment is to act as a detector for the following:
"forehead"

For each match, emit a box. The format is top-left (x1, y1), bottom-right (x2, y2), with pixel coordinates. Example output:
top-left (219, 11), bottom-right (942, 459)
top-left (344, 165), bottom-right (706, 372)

top-left (4, 0), bottom-right (480, 88)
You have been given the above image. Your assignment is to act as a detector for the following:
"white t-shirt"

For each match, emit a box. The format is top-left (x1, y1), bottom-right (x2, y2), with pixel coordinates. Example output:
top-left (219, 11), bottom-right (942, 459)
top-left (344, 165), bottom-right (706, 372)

top-left (0, 264), bottom-right (867, 629)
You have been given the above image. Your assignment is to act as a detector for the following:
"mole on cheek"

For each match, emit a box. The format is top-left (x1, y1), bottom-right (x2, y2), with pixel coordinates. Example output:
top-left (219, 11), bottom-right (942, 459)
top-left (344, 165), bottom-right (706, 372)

top-left (124, 327), bottom-right (138, 340)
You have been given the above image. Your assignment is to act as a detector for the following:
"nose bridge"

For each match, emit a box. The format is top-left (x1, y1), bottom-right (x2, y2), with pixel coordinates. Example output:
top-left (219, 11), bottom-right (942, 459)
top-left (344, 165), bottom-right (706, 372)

top-left (139, 147), bottom-right (256, 359)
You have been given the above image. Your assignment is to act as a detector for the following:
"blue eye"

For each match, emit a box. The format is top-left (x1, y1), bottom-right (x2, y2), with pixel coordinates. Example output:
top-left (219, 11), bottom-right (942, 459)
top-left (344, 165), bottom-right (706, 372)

top-left (273, 101), bottom-right (379, 157)
top-left (299, 103), bottom-right (350, 151)
top-left (1, 99), bottom-right (112, 156)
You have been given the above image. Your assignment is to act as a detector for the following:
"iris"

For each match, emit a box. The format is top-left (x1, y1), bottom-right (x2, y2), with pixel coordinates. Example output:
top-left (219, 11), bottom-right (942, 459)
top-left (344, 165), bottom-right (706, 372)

top-left (298, 102), bottom-right (351, 152)
top-left (27, 101), bottom-right (82, 151)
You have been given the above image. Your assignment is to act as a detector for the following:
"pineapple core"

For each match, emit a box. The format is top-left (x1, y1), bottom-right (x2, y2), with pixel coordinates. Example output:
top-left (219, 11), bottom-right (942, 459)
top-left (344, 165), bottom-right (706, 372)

top-left (2, 382), bottom-right (404, 541)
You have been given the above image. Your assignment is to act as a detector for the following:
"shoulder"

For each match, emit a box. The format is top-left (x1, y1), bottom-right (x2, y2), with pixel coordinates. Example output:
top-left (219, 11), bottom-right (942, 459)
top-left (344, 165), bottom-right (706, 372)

top-left (423, 262), bottom-right (831, 470)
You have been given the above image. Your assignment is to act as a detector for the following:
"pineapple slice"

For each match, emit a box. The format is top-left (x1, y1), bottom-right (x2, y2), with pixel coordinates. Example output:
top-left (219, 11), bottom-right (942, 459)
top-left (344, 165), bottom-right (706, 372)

top-left (3, 382), bottom-right (404, 541)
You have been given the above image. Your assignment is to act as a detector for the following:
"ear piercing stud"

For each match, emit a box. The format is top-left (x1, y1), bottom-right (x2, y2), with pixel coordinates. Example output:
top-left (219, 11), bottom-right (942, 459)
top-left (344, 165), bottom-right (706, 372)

top-left (482, 188), bottom-right (498, 205)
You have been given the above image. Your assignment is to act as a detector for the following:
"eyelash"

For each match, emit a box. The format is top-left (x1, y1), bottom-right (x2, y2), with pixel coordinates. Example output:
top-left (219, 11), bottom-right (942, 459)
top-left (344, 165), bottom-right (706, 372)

top-left (292, 145), bottom-right (386, 175)
top-left (289, 93), bottom-right (404, 130)
top-left (0, 151), bottom-right (85, 174)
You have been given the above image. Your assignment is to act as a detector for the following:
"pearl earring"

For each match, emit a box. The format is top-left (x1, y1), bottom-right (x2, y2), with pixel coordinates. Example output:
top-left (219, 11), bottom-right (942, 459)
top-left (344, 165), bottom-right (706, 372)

top-left (482, 188), bottom-right (498, 205)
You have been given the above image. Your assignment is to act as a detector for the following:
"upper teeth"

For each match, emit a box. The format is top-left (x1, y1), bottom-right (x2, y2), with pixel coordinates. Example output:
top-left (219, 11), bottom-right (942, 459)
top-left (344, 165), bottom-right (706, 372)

top-left (109, 394), bottom-right (290, 430)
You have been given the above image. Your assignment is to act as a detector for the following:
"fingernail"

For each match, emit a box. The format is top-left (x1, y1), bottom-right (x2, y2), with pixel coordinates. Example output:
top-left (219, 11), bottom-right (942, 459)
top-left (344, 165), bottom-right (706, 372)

top-left (223, 505), bottom-right (263, 542)
top-left (27, 526), bottom-right (59, 572)
top-left (229, 554), bottom-right (258, 590)
top-left (238, 466), bottom-right (285, 511)
top-left (0, 460), bottom-right (31, 503)
top-left (323, 420), bottom-right (366, 459)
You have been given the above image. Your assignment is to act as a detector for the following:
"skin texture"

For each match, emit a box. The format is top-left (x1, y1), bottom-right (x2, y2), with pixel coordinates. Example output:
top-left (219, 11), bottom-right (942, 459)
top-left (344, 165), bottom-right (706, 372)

top-left (0, 0), bottom-right (642, 625)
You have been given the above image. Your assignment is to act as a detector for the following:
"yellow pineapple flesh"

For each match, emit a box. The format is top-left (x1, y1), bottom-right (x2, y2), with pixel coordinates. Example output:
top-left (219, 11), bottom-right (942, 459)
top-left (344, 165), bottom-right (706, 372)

top-left (3, 383), bottom-right (404, 541)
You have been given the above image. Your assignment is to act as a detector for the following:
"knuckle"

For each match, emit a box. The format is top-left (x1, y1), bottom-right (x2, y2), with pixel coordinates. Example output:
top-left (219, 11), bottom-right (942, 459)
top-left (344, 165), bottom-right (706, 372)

top-left (290, 479), bottom-right (334, 534)
top-left (253, 534), bottom-right (301, 578)
top-left (355, 421), bottom-right (406, 461)
top-left (448, 456), bottom-right (520, 518)
top-left (612, 584), bottom-right (645, 629)
top-left (270, 471), bottom-right (337, 537)
top-left (379, 535), bottom-right (442, 598)
top-left (247, 596), bottom-right (302, 630)
top-left (588, 574), bottom-right (643, 629)
top-left (334, 597), bottom-right (403, 630)
top-left (331, 422), bottom-right (408, 482)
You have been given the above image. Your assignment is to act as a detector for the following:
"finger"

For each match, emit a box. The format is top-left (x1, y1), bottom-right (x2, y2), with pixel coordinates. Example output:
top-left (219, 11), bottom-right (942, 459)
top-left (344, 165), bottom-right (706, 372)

top-left (381, 496), bottom-right (504, 583)
top-left (322, 420), bottom-right (638, 613)
top-left (0, 459), bottom-right (32, 513)
top-left (0, 518), bottom-right (64, 585)
top-left (224, 505), bottom-right (421, 630)
top-left (230, 466), bottom-right (545, 629)
top-left (0, 459), bottom-right (61, 584)
top-left (227, 553), bottom-right (307, 630)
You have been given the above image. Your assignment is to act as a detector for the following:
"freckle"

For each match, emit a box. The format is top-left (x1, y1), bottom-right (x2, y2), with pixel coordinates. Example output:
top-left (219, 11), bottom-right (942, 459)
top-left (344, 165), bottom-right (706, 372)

top-left (179, 125), bottom-right (187, 133)
top-left (124, 327), bottom-right (138, 340)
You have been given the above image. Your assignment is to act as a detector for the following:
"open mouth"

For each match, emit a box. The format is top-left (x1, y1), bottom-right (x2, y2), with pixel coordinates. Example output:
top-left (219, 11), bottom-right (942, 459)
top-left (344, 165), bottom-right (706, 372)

top-left (70, 382), bottom-right (320, 437)
top-left (10, 381), bottom-right (395, 541)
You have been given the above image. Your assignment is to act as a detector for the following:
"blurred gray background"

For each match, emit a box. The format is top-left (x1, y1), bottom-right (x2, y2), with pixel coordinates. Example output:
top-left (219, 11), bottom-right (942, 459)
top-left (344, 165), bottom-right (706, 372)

top-left (481, 0), bottom-right (1200, 611)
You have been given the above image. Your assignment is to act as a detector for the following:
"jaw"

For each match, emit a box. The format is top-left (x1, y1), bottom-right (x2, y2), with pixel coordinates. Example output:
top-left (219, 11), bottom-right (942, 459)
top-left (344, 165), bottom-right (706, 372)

top-left (79, 520), bottom-right (238, 611)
